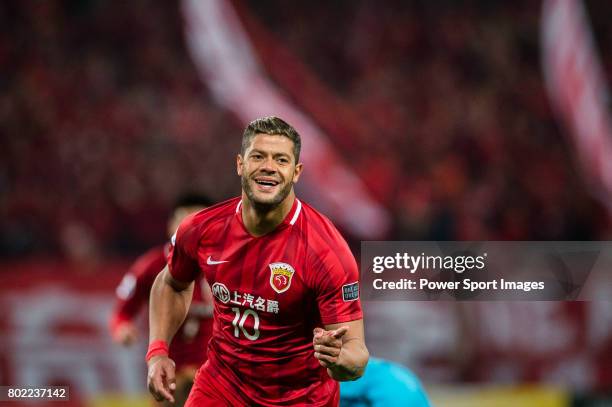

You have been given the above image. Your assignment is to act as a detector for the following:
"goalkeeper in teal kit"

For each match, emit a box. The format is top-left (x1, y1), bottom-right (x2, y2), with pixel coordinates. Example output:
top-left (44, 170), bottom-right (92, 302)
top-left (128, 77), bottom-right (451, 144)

top-left (340, 358), bottom-right (431, 407)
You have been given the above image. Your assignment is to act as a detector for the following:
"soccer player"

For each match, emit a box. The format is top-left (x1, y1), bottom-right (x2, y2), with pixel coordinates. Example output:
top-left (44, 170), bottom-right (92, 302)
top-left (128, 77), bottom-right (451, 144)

top-left (340, 357), bottom-right (431, 407)
top-left (110, 193), bottom-right (214, 407)
top-left (146, 117), bottom-right (368, 406)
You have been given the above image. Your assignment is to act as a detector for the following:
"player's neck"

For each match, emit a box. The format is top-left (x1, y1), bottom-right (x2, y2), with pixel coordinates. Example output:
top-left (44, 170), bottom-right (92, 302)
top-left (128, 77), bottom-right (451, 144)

top-left (241, 192), bottom-right (295, 237)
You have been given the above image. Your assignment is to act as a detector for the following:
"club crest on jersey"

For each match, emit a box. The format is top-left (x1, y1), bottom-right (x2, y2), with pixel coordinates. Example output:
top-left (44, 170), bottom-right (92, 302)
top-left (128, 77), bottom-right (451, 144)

top-left (269, 262), bottom-right (295, 294)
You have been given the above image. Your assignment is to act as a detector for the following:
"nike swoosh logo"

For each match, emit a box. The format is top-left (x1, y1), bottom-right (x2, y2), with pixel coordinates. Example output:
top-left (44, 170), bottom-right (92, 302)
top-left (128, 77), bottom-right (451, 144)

top-left (207, 256), bottom-right (229, 265)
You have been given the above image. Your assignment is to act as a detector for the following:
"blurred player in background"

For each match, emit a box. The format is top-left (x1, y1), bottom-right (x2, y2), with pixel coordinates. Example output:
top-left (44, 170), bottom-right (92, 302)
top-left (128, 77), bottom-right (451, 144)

top-left (110, 193), bottom-right (215, 407)
top-left (340, 357), bottom-right (431, 407)
top-left (146, 116), bottom-right (369, 406)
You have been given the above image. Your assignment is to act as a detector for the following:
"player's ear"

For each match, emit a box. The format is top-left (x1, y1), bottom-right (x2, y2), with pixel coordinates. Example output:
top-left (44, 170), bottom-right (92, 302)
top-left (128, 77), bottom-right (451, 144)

top-left (237, 154), bottom-right (243, 176)
top-left (292, 162), bottom-right (303, 183)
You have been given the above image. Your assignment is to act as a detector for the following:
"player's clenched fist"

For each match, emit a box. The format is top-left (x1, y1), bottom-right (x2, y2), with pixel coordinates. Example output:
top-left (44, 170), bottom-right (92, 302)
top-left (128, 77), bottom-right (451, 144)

top-left (313, 325), bottom-right (368, 381)
top-left (147, 356), bottom-right (177, 403)
top-left (312, 326), bottom-right (349, 368)
top-left (112, 321), bottom-right (138, 346)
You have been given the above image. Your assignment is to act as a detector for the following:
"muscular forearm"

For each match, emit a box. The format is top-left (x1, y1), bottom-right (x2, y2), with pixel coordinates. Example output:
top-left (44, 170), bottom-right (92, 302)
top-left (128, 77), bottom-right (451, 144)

top-left (186, 303), bottom-right (214, 318)
top-left (328, 338), bottom-right (369, 381)
top-left (148, 268), bottom-right (194, 343)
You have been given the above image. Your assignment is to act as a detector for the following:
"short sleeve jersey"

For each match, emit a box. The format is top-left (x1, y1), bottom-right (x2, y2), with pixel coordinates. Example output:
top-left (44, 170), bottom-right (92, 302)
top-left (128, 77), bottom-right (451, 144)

top-left (168, 197), bottom-right (362, 406)
top-left (111, 244), bottom-right (213, 368)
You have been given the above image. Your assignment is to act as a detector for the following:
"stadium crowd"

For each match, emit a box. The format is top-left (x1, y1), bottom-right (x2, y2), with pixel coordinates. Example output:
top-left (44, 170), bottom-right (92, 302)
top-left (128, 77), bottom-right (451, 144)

top-left (1, 1), bottom-right (241, 258)
top-left (2, 0), bottom-right (612, 260)
top-left (248, 0), bottom-right (612, 241)
top-left (2, 2), bottom-right (612, 405)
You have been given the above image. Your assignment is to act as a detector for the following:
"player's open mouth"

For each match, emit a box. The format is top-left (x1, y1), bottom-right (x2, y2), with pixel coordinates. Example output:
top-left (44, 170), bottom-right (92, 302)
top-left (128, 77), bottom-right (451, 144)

top-left (254, 178), bottom-right (279, 186)
top-left (254, 178), bottom-right (280, 191)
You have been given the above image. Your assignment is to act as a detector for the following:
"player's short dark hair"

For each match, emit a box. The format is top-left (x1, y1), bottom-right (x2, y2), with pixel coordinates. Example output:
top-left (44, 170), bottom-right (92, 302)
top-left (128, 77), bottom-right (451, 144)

top-left (241, 116), bottom-right (301, 163)
top-left (173, 192), bottom-right (214, 210)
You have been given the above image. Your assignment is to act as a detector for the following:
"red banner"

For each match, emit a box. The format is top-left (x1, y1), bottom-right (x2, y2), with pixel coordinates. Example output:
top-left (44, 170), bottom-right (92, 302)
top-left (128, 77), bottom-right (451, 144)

top-left (542, 0), bottom-right (612, 210)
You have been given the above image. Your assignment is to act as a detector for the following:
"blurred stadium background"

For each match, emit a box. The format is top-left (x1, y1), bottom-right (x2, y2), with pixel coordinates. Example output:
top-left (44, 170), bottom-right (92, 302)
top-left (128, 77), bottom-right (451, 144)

top-left (1, 0), bottom-right (612, 406)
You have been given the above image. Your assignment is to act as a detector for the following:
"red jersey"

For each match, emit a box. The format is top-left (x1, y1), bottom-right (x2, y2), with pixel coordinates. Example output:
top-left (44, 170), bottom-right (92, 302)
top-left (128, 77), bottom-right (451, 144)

top-left (169, 197), bottom-right (363, 406)
top-left (111, 244), bottom-right (213, 369)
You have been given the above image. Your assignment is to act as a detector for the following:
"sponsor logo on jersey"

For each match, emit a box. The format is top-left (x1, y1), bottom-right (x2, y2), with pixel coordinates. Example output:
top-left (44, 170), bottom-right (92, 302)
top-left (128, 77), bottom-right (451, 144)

top-left (342, 282), bottom-right (359, 302)
top-left (269, 262), bottom-right (295, 294)
top-left (212, 282), bottom-right (230, 304)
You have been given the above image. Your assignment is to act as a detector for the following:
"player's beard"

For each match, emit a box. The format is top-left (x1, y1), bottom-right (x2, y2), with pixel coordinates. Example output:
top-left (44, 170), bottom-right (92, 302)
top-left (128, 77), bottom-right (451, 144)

top-left (241, 171), bottom-right (294, 212)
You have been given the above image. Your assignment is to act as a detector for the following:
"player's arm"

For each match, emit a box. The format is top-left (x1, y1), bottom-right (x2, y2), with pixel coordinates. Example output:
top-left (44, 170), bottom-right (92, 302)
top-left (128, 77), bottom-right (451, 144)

top-left (110, 256), bottom-right (159, 345)
top-left (149, 265), bottom-right (195, 344)
top-left (185, 279), bottom-right (214, 318)
top-left (313, 318), bottom-right (369, 381)
top-left (147, 265), bottom-right (195, 403)
top-left (110, 273), bottom-right (141, 346)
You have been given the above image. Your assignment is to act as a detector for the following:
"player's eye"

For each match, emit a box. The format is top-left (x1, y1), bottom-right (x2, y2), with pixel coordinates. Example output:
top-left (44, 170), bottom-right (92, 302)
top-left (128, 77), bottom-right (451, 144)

top-left (277, 157), bottom-right (289, 164)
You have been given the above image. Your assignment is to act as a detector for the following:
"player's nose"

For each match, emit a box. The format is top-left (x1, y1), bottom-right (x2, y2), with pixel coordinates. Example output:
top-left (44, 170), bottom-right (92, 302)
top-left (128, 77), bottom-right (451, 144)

top-left (259, 157), bottom-right (277, 173)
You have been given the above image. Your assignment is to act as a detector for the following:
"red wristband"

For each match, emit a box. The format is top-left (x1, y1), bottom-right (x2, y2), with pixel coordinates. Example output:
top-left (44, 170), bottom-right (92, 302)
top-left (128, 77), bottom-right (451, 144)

top-left (146, 340), bottom-right (169, 362)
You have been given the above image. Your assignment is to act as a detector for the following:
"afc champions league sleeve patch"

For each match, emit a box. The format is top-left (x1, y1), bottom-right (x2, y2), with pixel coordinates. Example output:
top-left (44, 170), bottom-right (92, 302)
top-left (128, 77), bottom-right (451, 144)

top-left (342, 282), bottom-right (359, 302)
top-left (269, 262), bottom-right (295, 294)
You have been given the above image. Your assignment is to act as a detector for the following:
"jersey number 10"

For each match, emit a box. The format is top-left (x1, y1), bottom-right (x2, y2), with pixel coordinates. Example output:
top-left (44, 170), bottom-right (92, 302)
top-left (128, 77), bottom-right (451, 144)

top-left (231, 308), bottom-right (260, 340)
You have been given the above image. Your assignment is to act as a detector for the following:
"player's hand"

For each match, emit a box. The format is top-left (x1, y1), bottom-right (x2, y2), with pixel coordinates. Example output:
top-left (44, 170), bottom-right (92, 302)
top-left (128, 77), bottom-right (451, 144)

top-left (112, 322), bottom-right (138, 346)
top-left (312, 326), bottom-right (349, 368)
top-left (147, 356), bottom-right (176, 403)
